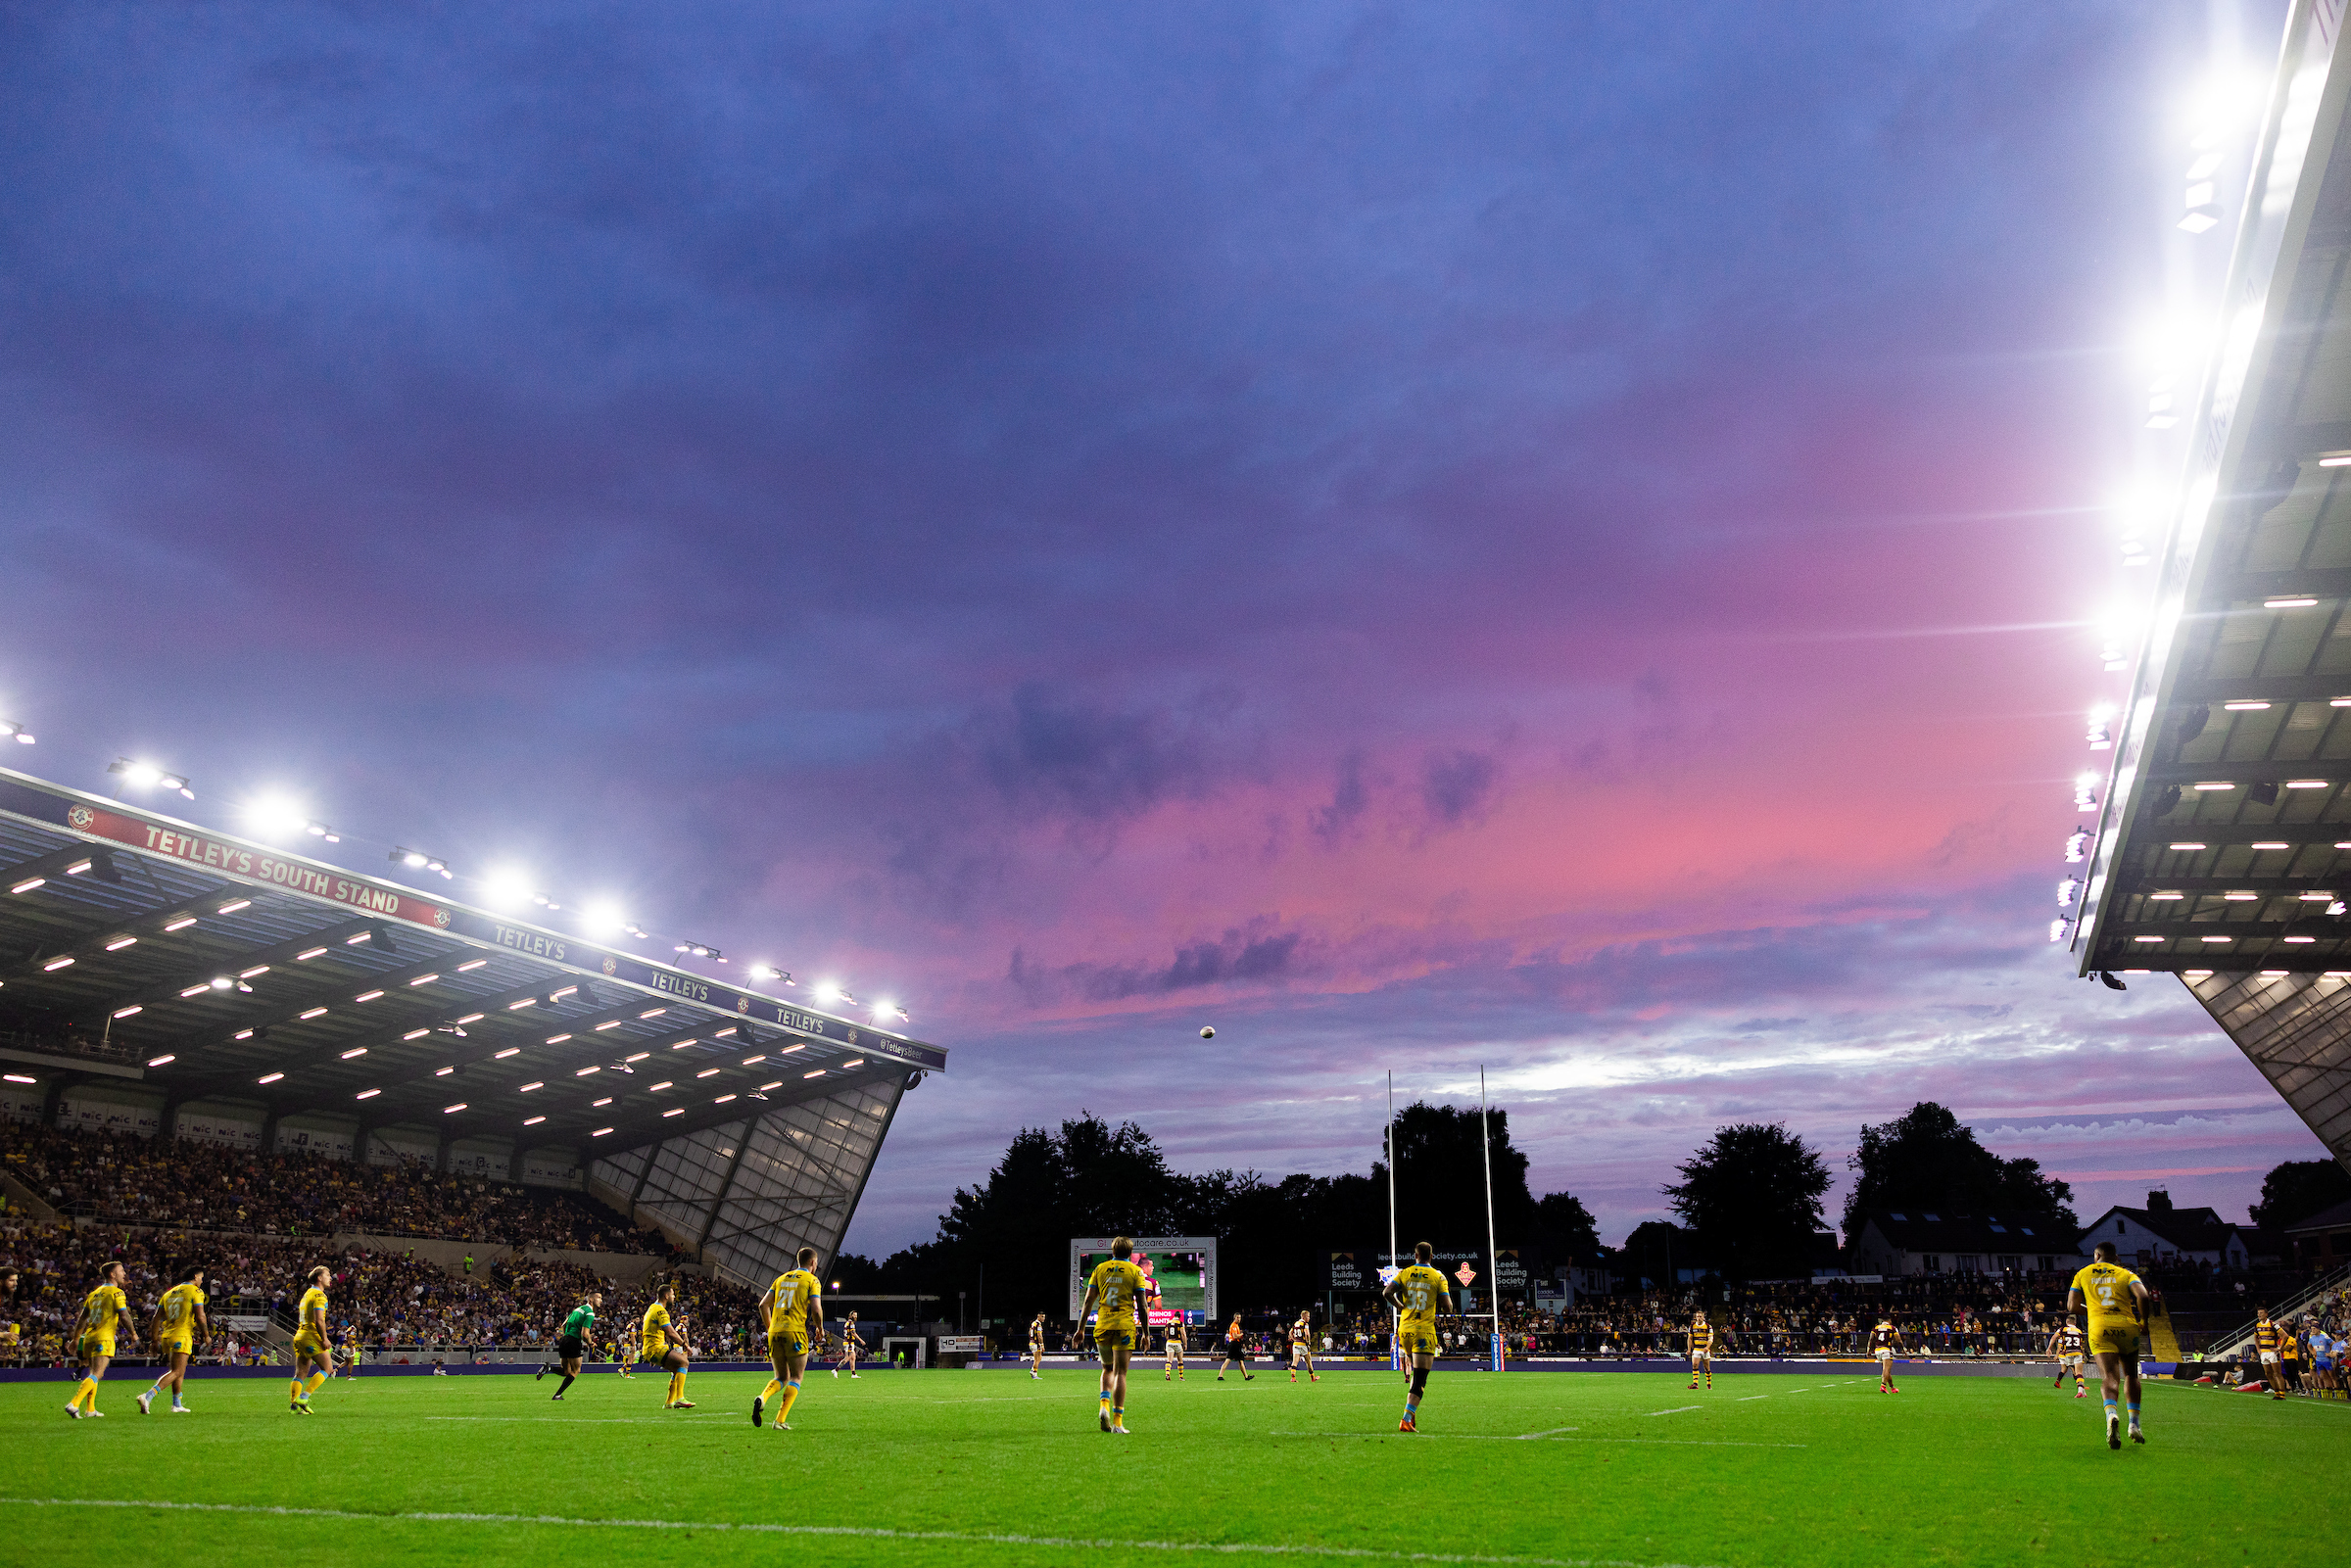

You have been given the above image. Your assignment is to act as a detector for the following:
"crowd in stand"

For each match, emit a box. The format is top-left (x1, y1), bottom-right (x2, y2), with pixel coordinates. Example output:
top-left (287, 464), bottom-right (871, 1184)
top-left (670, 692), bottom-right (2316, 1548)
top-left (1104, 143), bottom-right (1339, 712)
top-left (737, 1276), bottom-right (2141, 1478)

top-left (0, 1220), bottom-right (770, 1366)
top-left (2, 1123), bottom-right (659, 1253)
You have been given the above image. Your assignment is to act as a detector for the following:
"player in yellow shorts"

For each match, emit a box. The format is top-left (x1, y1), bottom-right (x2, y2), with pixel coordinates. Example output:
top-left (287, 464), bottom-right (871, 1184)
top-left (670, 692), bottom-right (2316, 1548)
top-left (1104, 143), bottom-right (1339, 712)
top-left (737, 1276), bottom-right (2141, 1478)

top-left (67, 1260), bottom-right (137, 1418)
top-left (754, 1248), bottom-right (825, 1431)
top-left (643, 1284), bottom-right (695, 1407)
top-left (2068, 1241), bottom-right (2154, 1449)
top-left (1079, 1236), bottom-right (1149, 1433)
top-left (289, 1265), bottom-right (336, 1413)
top-left (1382, 1241), bottom-right (1452, 1432)
top-left (138, 1265), bottom-right (210, 1414)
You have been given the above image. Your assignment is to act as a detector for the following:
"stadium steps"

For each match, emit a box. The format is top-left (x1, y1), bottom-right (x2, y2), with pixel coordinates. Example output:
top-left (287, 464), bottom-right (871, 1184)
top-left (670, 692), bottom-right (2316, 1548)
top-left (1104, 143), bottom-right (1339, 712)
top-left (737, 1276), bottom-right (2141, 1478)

top-left (0, 1167), bottom-right (62, 1224)
top-left (2143, 1297), bottom-right (2182, 1362)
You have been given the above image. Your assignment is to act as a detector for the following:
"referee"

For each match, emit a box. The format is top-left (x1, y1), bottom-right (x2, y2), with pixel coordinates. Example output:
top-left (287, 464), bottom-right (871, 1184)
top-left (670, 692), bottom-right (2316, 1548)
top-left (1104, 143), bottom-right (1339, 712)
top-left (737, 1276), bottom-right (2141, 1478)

top-left (539, 1289), bottom-right (603, 1401)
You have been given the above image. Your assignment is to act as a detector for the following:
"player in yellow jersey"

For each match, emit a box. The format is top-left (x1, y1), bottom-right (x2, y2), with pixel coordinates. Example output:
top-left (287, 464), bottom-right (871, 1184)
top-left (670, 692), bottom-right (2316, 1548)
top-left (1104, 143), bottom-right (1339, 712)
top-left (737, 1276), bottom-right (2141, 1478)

top-left (67, 1259), bottom-right (137, 1418)
top-left (1163, 1317), bottom-right (1186, 1381)
top-left (1079, 1235), bottom-right (1148, 1433)
top-left (139, 1265), bottom-right (210, 1414)
top-left (1686, 1308), bottom-right (1717, 1391)
top-left (289, 1265), bottom-right (336, 1414)
top-left (2046, 1319), bottom-right (2088, 1399)
top-left (642, 1283), bottom-right (695, 1407)
top-left (615, 1321), bottom-right (638, 1376)
top-left (753, 1247), bottom-right (825, 1431)
top-left (2068, 1241), bottom-right (2154, 1449)
top-left (1382, 1241), bottom-right (1452, 1433)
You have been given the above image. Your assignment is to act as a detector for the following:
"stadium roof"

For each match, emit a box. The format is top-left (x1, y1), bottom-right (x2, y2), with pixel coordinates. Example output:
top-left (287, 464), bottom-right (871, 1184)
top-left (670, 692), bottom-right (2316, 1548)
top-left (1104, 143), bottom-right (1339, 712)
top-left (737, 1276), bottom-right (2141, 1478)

top-left (0, 764), bottom-right (944, 1283)
top-left (2074, 5), bottom-right (2351, 1170)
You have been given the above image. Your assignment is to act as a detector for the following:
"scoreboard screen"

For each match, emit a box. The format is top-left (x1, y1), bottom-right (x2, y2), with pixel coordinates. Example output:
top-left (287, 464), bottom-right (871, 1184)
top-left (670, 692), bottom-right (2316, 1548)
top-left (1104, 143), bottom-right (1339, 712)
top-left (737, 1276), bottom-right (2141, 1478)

top-left (1068, 1236), bottom-right (1217, 1324)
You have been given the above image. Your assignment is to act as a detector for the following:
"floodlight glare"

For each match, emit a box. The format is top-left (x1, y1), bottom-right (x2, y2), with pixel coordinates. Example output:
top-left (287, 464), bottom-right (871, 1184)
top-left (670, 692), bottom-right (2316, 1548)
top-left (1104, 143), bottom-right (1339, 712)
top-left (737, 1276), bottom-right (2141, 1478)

top-left (481, 867), bottom-right (533, 907)
top-left (0, 720), bottom-right (32, 744)
top-left (584, 901), bottom-right (626, 935)
top-left (109, 758), bottom-right (194, 798)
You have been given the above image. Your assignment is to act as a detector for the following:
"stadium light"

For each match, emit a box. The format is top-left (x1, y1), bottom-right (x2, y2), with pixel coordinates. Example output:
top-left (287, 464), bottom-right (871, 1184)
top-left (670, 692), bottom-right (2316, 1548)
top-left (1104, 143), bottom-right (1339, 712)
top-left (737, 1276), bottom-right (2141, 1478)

top-left (109, 758), bottom-right (193, 799)
top-left (2, 1072), bottom-right (34, 1084)
top-left (583, 900), bottom-right (626, 936)
top-left (0, 720), bottom-right (32, 744)
top-left (390, 846), bottom-right (454, 879)
top-left (481, 867), bottom-right (533, 907)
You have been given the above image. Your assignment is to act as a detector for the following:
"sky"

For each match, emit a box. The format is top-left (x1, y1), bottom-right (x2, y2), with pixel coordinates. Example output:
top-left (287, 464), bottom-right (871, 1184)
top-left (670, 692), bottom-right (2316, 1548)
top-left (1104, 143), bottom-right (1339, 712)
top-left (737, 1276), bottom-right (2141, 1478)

top-left (0, 0), bottom-right (2327, 1255)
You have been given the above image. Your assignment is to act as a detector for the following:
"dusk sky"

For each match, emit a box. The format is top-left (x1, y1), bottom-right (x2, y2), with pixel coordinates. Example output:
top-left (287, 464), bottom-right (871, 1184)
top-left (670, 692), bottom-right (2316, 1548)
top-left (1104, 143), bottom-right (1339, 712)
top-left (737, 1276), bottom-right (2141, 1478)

top-left (0, 1), bottom-right (2323, 1255)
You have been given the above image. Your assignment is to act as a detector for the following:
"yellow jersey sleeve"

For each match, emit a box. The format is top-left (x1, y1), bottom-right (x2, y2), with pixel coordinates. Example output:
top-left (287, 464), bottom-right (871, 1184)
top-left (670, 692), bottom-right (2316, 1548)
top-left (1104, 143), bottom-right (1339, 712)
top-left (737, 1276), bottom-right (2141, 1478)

top-left (644, 1304), bottom-right (671, 1340)
top-left (300, 1287), bottom-right (328, 1321)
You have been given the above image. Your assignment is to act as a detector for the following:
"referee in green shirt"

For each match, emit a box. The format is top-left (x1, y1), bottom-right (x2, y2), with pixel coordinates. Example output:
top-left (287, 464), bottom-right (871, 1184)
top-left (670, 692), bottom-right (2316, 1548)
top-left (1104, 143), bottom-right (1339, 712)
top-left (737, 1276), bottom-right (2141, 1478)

top-left (539, 1290), bottom-right (602, 1400)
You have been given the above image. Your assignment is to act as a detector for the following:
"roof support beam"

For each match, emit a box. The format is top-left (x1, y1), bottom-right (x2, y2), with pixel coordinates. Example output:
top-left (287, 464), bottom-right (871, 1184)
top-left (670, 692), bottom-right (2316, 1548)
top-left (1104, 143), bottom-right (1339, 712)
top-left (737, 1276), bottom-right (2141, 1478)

top-left (578, 1064), bottom-right (900, 1164)
top-left (94, 917), bottom-right (378, 1023)
top-left (2172, 677), bottom-right (2351, 705)
top-left (2143, 763), bottom-right (2351, 785)
top-left (2127, 825), bottom-right (2351, 847)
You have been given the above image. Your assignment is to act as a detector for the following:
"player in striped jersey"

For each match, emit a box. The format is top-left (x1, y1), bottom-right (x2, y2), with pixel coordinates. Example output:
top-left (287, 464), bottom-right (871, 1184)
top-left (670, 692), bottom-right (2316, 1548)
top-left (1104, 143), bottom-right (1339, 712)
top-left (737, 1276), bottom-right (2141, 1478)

top-left (2046, 1320), bottom-right (2087, 1398)
top-left (1289, 1309), bottom-right (1319, 1383)
top-left (1867, 1315), bottom-right (1904, 1393)
top-left (1029, 1312), bottom-right (1047, 1380)
top-left (1686, 1309), bottom-right (1718, 1391)
top-left (1163, 1318), bottom-right (1186, 1381)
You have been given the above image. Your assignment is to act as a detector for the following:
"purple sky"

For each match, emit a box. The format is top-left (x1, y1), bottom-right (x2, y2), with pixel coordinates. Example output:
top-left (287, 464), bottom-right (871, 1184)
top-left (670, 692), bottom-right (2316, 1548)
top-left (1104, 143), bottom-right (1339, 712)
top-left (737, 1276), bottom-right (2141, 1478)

top-left (0, 1), bottom-right (2321, 1253)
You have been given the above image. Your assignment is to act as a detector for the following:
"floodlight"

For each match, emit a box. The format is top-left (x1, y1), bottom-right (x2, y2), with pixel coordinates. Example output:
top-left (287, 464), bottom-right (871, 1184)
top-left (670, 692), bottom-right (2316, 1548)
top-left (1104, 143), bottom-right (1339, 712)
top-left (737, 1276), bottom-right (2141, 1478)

top-left (0, 720), bottom-right (32, 743)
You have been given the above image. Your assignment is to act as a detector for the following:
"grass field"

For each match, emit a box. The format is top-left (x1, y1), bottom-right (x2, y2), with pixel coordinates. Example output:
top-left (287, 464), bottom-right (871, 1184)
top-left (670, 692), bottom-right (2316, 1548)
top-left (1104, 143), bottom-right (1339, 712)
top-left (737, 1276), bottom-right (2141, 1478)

top-left (4, 1366), bottom-right (2345, 1566)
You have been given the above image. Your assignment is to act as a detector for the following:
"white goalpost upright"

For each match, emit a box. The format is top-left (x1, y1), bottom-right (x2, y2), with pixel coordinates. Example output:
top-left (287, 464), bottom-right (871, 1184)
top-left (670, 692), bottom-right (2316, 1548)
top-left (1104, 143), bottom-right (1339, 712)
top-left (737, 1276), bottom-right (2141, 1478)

top-left (1386, 1069), bottom-right (1402, 1372)
top-left (1479, 1065), bottom-right (1504, 1372)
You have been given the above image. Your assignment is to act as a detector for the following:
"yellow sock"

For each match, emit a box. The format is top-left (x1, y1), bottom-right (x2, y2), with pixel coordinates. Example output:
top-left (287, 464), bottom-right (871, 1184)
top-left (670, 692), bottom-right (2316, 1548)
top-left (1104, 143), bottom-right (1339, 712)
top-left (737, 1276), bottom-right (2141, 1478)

top-left (73, 1378), bottom-right (97, 1408)
top-left (761, 1378), bottom-right (784, 1402)
top-left (289, 1379), bottom-right (304, 1402)
top-left (776, 1380), bottom-right (800, 1422)
top-left (306, 1372), bottom-right (329, 1396)
top-left (675, 1370), bottom-right (687, 1400)
top-left (666, 1372), bottom-right (681, 1402)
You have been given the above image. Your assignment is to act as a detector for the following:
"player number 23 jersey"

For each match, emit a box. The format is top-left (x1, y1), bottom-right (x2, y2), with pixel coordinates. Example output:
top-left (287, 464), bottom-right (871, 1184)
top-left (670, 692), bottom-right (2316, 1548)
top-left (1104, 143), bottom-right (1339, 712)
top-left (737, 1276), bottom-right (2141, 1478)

top-left (1394, 1265), bottom-right (1451, 1328)
top-left (1088, 1259), bottom-right (1148, 1331)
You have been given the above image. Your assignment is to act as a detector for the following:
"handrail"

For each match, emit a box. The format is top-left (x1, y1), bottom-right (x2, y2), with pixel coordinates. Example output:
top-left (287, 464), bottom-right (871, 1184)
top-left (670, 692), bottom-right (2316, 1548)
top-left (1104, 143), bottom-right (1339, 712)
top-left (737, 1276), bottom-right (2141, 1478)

top-left (2201, 1262), bottom-right (2351, 1359)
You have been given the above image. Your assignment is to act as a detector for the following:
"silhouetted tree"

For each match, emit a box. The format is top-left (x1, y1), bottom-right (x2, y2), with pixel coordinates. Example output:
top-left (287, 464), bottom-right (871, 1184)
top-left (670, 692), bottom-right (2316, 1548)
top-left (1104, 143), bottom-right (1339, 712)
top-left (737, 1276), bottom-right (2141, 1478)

top-left (1842, 1102), bottom-right (2076, 1236)
top-left (2249, 1159), bottom-right (2351, 1230)
top-left (1664, 1122), bottom-right (1831, 1281)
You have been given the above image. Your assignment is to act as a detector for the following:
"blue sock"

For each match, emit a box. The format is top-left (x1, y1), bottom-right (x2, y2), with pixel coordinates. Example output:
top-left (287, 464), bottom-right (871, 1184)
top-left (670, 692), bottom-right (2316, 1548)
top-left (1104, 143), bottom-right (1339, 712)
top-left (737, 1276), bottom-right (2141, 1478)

top-left (2127, 1401), bottom-right (2139, 1423)
top-left (2103, 1399), bottom-right (2117, 1419)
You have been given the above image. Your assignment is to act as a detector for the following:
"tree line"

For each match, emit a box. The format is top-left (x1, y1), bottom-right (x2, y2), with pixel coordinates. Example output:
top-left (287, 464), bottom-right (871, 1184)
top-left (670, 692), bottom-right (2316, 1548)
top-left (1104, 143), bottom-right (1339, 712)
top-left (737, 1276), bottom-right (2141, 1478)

top-left (833, 1098), bottom-right (2328, 1326)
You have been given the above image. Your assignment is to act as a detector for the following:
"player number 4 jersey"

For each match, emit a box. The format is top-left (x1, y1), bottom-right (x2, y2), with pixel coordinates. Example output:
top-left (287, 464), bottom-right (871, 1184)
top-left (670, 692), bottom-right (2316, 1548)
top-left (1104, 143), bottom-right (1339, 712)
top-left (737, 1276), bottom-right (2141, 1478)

top-left (1087, 1259), bottom-right (1149, 1332)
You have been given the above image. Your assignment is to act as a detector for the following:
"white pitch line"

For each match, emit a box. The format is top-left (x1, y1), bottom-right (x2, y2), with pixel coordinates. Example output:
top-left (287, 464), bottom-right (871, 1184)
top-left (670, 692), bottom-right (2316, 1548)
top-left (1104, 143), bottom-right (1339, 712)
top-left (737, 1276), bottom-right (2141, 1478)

top-left (1736, 1396), bottom-right (1768, 1402)
top-left (1515, 1427), bottom-right (1580, 1440)
top-left (1644, 1406), bottom-right (1703, 1416)
top-left (0, 1497), bottom-right (1729, 1568)
top-left (1268, 1433), bottom-right (1804, 1449)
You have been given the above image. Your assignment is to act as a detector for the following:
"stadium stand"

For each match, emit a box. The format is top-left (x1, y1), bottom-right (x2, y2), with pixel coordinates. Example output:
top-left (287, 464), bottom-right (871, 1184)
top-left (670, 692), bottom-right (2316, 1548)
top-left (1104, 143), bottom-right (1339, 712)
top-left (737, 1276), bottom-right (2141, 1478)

top-left (3, 1122), bottom-right (656, 1252)
top-left (0, 765), bottom-right (946, 1292)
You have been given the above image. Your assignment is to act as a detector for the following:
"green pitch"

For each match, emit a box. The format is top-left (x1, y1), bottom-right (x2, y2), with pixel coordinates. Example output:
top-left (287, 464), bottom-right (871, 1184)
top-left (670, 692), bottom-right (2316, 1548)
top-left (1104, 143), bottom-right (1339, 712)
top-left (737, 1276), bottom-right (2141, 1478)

top-left (3, 1368), bottom-right (2346, 1566)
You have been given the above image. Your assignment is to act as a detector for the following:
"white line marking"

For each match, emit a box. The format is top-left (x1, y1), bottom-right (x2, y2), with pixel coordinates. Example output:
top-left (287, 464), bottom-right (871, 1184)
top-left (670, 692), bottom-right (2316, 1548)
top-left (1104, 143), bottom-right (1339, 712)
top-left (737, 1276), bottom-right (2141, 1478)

top-left (1736, 1396), bottom-right (1768, 1402)
top-left (1644, 1406), bottom-right (1703, 1416)
top-left (1515, 1427), bottom-right (1580, 1440)
top-left (0, 1497), bottom-right (1727, 1567)
top-left (1268, 1433), bottom-right (1803, 1449)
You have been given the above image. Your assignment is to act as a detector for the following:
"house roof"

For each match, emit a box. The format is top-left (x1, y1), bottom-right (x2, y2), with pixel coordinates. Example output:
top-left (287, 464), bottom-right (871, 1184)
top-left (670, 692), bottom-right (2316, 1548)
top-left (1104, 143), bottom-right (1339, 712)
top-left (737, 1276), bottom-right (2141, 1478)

top-left (1850, 1212), bottom-right (2072, 1254)
top-left (2080, 1205), bottom-right (2246, 1254)
top-left (2282, 1195), bottom-right (2351, 1235)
